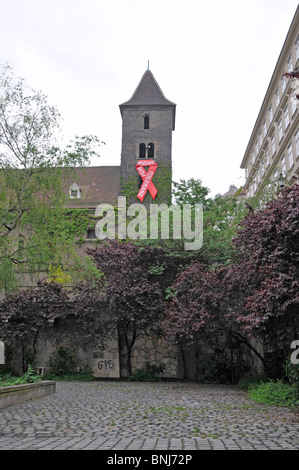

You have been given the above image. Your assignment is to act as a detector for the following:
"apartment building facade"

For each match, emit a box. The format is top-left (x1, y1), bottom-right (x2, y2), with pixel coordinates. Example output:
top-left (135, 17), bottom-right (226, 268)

top-left (240, 6), bottom-right (299, 198)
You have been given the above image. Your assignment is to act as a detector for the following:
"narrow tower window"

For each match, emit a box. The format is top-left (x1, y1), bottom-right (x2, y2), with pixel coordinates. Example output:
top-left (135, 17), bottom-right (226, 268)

top-left (139, 143), bottom-right (146, 158)
top-left (147, 143), bottom-right (154, 158)
top-left (144, 115), bottom-right (149, 129)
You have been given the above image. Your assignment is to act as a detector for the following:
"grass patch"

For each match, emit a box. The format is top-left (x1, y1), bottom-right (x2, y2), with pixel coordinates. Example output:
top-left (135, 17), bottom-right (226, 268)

top-left (248, 380), bottom-right (299, 408)
top-left (238, 373), bottom-right (299, 408)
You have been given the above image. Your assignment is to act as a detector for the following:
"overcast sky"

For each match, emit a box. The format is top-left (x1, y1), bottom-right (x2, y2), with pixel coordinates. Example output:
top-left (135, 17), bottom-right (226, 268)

top-left (0, 0), bottom-right (298, 196)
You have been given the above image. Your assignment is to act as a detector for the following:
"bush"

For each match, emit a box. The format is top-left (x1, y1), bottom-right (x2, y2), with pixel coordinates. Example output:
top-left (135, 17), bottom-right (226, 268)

top-left (44, 365), bottom-right (95, 382)
top-left (238, 374), bottom-right (268, 390)
top-left (248, 379), bottom-right (299, 408)
top-left (47, 346), bottom-right (77, 377)
top-left (129, 369), bottom-right (159, 382)
top-left (284, 359), bottom-right (299, 386)
top-left (129, 362), bottom-right (165, 382)
top-left (0, 365), bottom-right (41, 386)
top-left (197, 352), bottom-right (232, 384)
top-left (24, 347), bottom-right (36, 372)
top-left (23, 364), bottom-right (39, 383)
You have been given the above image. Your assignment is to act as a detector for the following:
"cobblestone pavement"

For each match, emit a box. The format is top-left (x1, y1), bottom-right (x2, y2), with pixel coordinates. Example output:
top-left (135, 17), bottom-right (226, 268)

top-left (0, 381), bottom-right (298, 450)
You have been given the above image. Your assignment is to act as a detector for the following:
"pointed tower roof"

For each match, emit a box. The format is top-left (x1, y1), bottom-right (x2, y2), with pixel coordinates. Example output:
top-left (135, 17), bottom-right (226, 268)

top-left (119, 69), bottom-right (176, 129)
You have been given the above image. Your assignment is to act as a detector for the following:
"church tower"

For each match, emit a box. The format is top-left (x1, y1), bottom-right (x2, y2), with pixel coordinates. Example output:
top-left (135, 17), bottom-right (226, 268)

top-left (119, 68), bottom-right (176, 204)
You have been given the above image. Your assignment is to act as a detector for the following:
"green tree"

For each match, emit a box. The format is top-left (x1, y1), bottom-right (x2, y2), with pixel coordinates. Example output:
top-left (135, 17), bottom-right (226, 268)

top-left (201, 194), bottom-right (247, 265)
top-left (172, 178), bottom-right (212, 209)
top-left (171, 178), bottom-right (247, 265)
top-left (135, 178), bottom-right (247, 267)
top-left (0, 65), bottom-right (103, 292)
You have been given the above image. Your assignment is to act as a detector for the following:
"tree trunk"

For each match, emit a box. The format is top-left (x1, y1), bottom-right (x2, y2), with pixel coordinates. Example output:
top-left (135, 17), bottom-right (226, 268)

top-left (228, 329), bottom-right (270, 375)
top-left (124, 321), bottom-right (137, 377)
top-left (180, 346), bottom-right (187, 380)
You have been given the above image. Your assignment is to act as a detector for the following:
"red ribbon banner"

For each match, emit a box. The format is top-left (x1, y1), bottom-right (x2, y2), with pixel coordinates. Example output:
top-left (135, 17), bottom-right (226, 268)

top-left (136, 159), bottom-right (158, 202)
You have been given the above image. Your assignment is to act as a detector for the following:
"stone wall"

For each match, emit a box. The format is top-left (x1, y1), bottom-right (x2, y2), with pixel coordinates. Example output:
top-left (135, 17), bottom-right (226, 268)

top-left (120, 105), bottom-right (173, 183)
top-left (0, 381), bottom-right (56, 410)
top-left (119, 334), bottom-right (179, 379)
top-left (4, 320), bottom-right (265, 382)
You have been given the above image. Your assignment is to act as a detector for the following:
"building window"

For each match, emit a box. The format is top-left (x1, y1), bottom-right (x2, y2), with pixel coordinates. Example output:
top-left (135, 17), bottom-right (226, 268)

top-left (256, 168), bottom-right (261, 184)
top-left (287, 54), bottom-right (293, 72)
top-left (269, 104), bottom-right (273, 122)
top-left (86, 228), bottom-right (97, 239)
top-left (278, 119), bottom-right (283, 141)
top-left (291, 96), bottom-right (297, 115)
top-left (275, 88), bottom-right (280, 108)
top-left (259, 131), bottom-right (262, 148)
top-left (147, 143), bottom-right (154, 158)
top-left (284, 105), bottom-right (290, 128)
top-left (281, 75), bottom-right (286, 93)
top-left (265, 148), bottom-right (270, 167)
top-left (139, 143), bottom-right (146, 158)
top-left (69, 183), bottom-right (81, 199)
top-left (253, 177), bottom-right (257, 193)
top-left (16, 235), bottom-right (25, 261)
top-left (17, 234), bottom-right (25, 252)
top-left (281, 155), bottom-right (286, 175)
top-left (295, 129), bottom-right (299, 156)
top-left (251, 150), bottom-right (255, 165)
top-left (271, 134), bottom-right (276, 155)
top-left (295, 34), bottom-right (299, 61)
top-left (263, 120), bottom-right (267, 137)
top-left (288, 142), bottom-right (294, 167)
top-left (144, 115), bottom-right (149, 129)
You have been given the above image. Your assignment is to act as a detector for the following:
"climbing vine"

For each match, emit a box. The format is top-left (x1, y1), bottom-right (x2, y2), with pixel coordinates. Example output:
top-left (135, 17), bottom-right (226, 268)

top-left (119, 162), bottom-right (172, 206)
top-left (59, 208), bottom-right (92, 244)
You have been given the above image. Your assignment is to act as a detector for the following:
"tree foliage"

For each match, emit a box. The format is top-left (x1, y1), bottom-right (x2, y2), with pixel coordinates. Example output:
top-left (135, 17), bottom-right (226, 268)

top-left (0, 65), bottom-right (103, 292)
top-left (226, 184), bottom-right (299, 351)
top-left (0, 279), bottom-right (109, 372)
top-left (201, 193), bottom-right (247, 264)
top-left (171, 178), bottom-right (247, 265)
top-left (172, 178), bottom-right (212, 209)
top-left (0, 281), bottom-right (71, 371)
top-left (165, 184), bottom-right (299, 374)
top-left (83, 241), bottom-right (178, 375)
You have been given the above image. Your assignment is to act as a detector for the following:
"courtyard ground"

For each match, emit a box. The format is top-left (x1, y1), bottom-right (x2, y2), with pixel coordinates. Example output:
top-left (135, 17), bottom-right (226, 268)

top-left (0, 380), bottom-right (298, 451)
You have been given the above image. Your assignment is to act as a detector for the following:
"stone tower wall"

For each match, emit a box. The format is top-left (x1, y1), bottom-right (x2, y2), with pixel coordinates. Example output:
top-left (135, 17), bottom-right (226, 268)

top-left (120, 105), bottom-right (173, 183)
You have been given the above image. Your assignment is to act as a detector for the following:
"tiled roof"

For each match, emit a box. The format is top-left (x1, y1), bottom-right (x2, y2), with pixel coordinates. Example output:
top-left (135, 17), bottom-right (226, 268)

top-left (64, 166), bottom-right (120, 208)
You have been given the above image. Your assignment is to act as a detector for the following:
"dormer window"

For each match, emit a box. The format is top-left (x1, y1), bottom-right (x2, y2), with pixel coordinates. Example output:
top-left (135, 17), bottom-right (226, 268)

top-left (69, 183), bottom-right (81, 199)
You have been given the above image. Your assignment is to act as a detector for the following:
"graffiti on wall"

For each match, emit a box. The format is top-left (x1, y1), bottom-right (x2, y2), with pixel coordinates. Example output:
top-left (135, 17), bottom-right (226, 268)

top-left (92, 337), bottom-right (120, 378)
